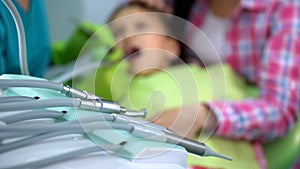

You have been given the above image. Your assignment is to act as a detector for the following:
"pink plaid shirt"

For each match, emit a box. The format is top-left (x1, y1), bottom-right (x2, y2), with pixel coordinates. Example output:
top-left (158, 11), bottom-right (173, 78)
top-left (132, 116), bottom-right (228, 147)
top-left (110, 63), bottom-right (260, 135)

top-left (187, 0), bottom-right (300, 141)
top-left (186, 0), bottom-right (300, 168)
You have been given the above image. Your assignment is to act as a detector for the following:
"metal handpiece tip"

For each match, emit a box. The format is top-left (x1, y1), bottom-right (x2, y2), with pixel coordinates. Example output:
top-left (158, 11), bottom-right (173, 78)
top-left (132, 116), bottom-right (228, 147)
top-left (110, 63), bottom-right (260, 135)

top-left (123, 109), bottom-right (147, 118)
top-left (204, 146), bottom-right (233, 161)
top-left (222, 155), bottom-right (233, 161)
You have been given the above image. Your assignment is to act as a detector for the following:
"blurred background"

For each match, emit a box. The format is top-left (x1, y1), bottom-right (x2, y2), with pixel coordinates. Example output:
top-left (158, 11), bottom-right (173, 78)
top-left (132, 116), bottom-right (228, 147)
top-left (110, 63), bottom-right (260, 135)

top-left (45, 0), bottom-right (123, 43)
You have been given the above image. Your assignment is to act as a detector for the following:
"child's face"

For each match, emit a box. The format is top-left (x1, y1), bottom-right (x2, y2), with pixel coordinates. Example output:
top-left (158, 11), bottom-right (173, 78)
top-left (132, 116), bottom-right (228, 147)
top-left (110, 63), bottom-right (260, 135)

top-left (110, 5), bottom-right (179, 76)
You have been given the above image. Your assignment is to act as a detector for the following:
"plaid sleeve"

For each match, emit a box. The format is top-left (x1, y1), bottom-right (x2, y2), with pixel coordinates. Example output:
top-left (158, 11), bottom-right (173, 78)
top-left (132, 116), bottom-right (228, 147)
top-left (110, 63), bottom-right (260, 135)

top-left (210, 0), bottom-right (300, 142)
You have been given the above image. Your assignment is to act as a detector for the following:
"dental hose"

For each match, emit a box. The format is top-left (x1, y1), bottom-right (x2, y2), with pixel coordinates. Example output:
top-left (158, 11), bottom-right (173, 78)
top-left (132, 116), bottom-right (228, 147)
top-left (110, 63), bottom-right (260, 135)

top-left (0, 146), bottom-right (115, 169)
top-left (1, 0), bottom-right (29, 75)
top-left (0, 110), bottom-right (64, 124)
top-left (0, 98), bottom-right (146, 117)
top-left (0, 119), bottom-right (232, 160)
top-left (0, 79), bottom-right (99, 100)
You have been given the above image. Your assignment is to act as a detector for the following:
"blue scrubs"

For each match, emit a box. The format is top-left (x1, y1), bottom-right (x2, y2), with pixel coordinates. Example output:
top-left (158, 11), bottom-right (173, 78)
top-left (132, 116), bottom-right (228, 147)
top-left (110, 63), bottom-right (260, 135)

top-left (0, 0), bottom-right (51, 77)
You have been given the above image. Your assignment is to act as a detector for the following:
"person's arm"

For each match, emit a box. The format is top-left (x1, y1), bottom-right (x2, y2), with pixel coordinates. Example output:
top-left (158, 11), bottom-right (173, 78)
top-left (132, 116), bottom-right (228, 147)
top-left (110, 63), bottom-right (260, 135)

top-left (153, 1), bottom-right (300, 142)
top-left (210, 1), bottom-right (300, 142)
top-left (152, 103), bottom-right (216, 139)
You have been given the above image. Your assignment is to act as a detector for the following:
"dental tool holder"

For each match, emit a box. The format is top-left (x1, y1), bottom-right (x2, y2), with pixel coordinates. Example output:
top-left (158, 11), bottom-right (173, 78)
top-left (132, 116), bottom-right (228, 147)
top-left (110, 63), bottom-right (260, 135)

top-left (0, 74), bottom-right (187, 169)
top-left (0, 74), bottom-right (231, 169)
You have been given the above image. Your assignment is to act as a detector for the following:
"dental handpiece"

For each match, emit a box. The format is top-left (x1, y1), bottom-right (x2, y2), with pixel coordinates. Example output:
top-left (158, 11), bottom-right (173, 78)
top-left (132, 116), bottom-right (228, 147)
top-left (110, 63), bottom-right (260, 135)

top-left (164, 132), bottom-right (232, 161)
top-left (79, 98), bottom-right (146, 117)
top-left (0, 79), bottom-right (147, 117)
top-left (129, 124), bottom-right (232, 160)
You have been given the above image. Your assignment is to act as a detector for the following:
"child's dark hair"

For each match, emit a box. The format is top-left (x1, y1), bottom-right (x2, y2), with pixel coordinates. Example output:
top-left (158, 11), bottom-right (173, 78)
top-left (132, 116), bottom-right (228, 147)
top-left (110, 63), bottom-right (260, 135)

top-left (108, 1), bottom-right (165, 22)
top-left (107, 1), bottom-right (175, 37)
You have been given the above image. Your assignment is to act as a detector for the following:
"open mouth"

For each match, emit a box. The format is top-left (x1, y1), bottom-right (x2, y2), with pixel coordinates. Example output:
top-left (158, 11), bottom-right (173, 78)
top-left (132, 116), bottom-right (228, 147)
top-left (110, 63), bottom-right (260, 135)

top-left (124, 46), bottom-right (141, 61)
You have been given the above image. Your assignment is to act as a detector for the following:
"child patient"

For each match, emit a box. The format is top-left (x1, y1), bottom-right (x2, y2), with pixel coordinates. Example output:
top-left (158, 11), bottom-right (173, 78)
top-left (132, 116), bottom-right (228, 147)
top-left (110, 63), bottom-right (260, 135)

top-left (77, 2), bottom-right (260, 169)
top-left (95, 2), bottom-right (249, 119)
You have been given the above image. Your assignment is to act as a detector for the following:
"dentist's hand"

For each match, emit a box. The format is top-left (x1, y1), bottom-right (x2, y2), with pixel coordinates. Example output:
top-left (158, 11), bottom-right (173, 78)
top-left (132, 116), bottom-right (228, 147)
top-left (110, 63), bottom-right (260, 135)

top-left (151, 103), bottom-right (217, 139)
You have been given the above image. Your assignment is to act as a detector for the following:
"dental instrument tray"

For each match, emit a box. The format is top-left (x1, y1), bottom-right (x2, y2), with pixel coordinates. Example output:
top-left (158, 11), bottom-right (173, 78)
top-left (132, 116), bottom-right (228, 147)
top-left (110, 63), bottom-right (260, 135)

top-left (0, 74), bottom-right (230, 169)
